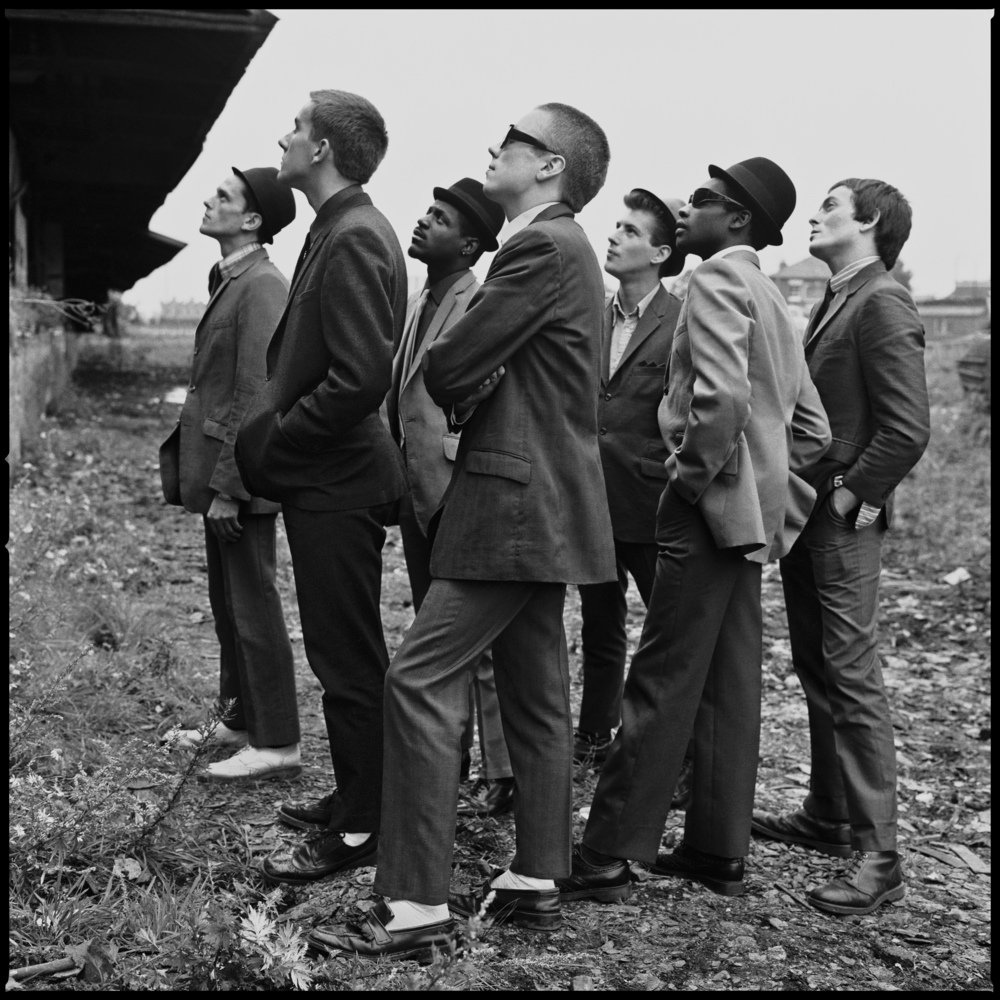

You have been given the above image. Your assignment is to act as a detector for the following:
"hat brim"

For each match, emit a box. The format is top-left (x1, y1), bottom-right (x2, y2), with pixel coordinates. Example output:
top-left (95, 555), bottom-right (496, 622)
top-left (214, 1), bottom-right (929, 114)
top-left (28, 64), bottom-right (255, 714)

top-left (433, 186), bottom-right (500, 251)
top-left (707, 164), bottom-right (784, 246)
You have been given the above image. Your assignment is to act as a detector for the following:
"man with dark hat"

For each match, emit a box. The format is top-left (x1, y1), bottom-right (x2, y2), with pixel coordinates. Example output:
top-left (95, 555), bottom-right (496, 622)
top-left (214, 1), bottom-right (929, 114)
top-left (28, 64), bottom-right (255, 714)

top-left (572, 188), bottom-right (685, 777)
top-left (160, 166), bottom-right (301, 781)
top-left (558, 157), bottom-right (831, 901)
top-left (385, 178), bottom-right (515, 816)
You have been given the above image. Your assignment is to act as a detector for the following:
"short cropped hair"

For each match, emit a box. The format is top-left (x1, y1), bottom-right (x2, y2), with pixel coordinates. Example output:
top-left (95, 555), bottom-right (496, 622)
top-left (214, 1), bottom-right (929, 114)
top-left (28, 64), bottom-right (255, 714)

top-left (536, 102), bottom-right (610, 212)
top-left (833, 177), bottom-right (913, 270)
top-left (623, 189), bottom-right (672, 247)
top-left (308, 89), bottom-right (388, 184)
top-left (232, 174), bottom-right (266, 238)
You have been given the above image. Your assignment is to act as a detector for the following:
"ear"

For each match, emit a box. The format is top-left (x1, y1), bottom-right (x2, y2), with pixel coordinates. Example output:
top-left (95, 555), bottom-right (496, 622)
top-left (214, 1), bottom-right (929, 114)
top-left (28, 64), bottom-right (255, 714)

top-left (313, 137), bottom-right (331, 165)
top-left (727, 207), bottom-right (753, 235)
top-left (242, 211), bottom-right (263, 234)
top-left (535, 152), bottom-right (566, 184)
top-left (858, 208), bottom-right (880, 233)
top-left (651, 244), bottom-right (672, 267)
top-left (460, 235), bottom-right (481, 257)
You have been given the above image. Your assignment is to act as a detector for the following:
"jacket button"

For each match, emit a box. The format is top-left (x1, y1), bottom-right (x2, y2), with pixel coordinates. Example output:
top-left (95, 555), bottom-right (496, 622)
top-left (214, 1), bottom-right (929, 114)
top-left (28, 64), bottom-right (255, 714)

top-left (188, 385), bottom-right (196, 392)
top-left (604, 393), bottom-right (612, 400)
top-left (599, 427), bottom-right (607, 435)
top-left (265, 374), bottom-right (271, 382)
top-left (193, 348), bottom-right (200, 355)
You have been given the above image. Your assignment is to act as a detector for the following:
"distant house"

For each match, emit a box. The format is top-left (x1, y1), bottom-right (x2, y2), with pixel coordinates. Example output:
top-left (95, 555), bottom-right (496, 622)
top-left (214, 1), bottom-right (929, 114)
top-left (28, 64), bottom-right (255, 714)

top-left (770, 257), bottom-right (830, 333)
top-left (916, 281), bottom-right (991, 338)
top-left (159, 301), bottom-right (207, 328)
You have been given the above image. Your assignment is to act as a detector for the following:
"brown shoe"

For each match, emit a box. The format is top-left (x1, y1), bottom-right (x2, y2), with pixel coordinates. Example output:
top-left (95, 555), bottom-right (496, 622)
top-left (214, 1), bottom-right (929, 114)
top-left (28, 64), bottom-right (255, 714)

top-left (751, 807), bottom-right (852, 858)
top-left (808, 851), bottom-right (905, 915)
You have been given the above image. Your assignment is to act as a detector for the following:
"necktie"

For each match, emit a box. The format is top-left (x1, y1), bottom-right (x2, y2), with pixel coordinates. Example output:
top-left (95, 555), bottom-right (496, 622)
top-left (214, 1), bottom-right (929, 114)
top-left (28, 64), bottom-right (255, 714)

top-left (402, 289), bottom-right (430, 378)
top-left (811, 281), bottom-right (835, 331)
top-left (207, 263), bottom-right (222, 296)
top-left (292, 233), bottom-right (312, 281)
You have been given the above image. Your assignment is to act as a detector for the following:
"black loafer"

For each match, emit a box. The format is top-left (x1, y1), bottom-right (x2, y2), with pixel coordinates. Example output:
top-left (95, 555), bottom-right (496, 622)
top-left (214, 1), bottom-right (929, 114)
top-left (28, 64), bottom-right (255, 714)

top-left (648, 841), bottom-right (745, 896)
top-left (556, 844), bottom-right (635, 903)
top-left (277, 791), bottom-right (339, 832)
top-left (261, 831), bottom-right (377, 885)
top-left (309, 899), bottom-right (456, 959)
top-left (449, 870), bottom-right (561, 931)
top-left (457, 777), bottom-right (514, 817)
top-left (751, 807), bottom-right (852, 858)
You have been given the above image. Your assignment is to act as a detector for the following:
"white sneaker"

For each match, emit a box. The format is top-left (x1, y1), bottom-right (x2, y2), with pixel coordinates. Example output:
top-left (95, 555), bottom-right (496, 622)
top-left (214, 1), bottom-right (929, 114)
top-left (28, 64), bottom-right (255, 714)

top-left (164, 720), bottom-right (249, 750)
top-left (203, 744), bottom-right (302, 782)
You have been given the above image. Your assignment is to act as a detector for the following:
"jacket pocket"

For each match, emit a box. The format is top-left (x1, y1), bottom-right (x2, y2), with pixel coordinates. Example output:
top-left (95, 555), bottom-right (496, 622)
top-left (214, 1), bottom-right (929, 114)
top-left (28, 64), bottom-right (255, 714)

top-left (825, 437), bottom-right (864, 466)
top-left (640, 456), bottom-right (669, 480)
top-left (442, 432), bottom-right (460, 462)
top-left (465, 449), bottom-right (531, 484)
top-left (202, 417), bottom-right (228, 442)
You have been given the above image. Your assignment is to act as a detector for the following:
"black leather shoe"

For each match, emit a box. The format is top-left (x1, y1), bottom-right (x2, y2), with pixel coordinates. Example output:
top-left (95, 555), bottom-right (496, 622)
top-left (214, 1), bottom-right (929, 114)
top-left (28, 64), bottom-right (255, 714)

top-left (648, 841), bottom-right (745, 896)
top-left (670, 756), bottom-right (693, 810)
top-left (573, 729), bottom-right (612, 769)
top-left (261, 831), bottom-right (377, 885)
top-left (556, 844), bottom-right (634, 903)
top-left (457, 777), bottom-right (514, 817)
top-left (309, 899), bottom-right (456, 959)
top-left (449, 870), bottom-right (561, 931)
top-left (277, 791), bottom-right (338, 832)
top-left (808, 851), bottom-right (905, 915)
top-left (751, 807), bottom-right (852, 858)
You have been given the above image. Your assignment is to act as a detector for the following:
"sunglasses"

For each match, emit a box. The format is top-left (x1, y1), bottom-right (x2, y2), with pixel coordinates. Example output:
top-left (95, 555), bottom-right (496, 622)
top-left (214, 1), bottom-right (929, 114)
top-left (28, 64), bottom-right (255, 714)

top-left (500, 125), bottom-right (559, 156)
top-left (688, 188), bottom-right (749, 212)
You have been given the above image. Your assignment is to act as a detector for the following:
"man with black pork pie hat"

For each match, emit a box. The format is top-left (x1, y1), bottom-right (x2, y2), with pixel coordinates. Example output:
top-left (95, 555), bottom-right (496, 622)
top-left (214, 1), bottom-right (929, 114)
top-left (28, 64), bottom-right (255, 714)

top-left (160, 166), bottom-right (301, 781)
top-left (385, 178), bottom-right (515, 817)
top-left (558, 156), bottom-right (831, 901)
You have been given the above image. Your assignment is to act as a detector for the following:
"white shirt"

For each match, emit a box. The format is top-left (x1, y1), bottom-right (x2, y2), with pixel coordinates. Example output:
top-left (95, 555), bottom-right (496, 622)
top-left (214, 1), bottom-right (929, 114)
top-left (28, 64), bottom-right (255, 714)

top-left (609, 283), bottom-right (661, 375)
top-left (498, 202), bottom-right (561, 246)
top-left (829, 255), bottom-right (881, 293)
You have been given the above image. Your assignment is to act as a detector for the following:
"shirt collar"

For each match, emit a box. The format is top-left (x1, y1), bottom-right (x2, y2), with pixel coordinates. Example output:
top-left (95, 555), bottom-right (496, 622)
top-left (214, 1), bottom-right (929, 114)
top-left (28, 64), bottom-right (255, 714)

top-left (218, 242), bottom-right (264, 278)
top-left (498, 201), bottom-right (561, 246)
top-left (612, 282), bottom-right (661, 322)
top-left (829, 255), bottom-right (881, 293)
top-left (710, 244), bottom-right (757, 261)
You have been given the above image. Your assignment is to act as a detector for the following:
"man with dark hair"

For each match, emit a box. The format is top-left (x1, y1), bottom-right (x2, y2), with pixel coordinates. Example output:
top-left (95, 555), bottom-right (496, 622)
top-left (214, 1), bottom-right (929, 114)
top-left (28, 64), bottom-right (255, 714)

top-left (751, 178), bottom-right (930, 916)
top-left (236, 89), bottom-right (407, 882)
top-left (572, 188), bottom-right (684, 773)
top-left (160, 166), bottom-right (300, 781)
top-left (386, 178), bottom-right (514, 817)
top-left (559, 157), bottom-right (831, 902)
top-left (308, 102), bottom-right (616, 958)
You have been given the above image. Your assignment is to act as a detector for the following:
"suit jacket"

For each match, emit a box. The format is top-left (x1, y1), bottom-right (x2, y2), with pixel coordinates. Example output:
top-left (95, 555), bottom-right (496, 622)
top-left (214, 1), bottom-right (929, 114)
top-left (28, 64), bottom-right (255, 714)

top-left (422, 203), bottom-right (616, 584)
top-left (803, 259), bottom-right (930, 524)
top-left (657, 251), bottom-right (832, 564)
top-left (161, 249), bottom-right (285, 515)
top-left (235, 186), bottom-right (407, 511)
top-left (599, 284), bottom-right (682, 543)
top-left (387, 270), bottom-right (478, 534)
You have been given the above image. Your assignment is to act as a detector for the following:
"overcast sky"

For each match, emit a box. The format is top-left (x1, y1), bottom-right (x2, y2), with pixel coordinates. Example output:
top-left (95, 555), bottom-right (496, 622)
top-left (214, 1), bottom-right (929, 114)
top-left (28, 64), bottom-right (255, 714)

top-left (123, 8), bottom-right (992, 317)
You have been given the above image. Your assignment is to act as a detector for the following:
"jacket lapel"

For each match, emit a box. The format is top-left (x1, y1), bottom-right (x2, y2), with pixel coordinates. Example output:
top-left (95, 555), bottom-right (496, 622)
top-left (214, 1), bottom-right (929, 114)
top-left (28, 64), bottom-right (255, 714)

top-left (401, 271), bottom-right (477, 390)
top-left (599, 299), bottom-right (613, 385)
top-left (805, 260), bottom-right (883, 350)
top-left (201, 250), bottom-right (266, 323)
top-left (609, 286), bottom-right (667, 382)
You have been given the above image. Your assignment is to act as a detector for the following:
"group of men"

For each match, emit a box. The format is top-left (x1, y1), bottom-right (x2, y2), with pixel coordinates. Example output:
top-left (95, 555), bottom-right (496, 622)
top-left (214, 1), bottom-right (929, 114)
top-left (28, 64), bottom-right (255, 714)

top-left (159, 88), bottom-right (930, 959)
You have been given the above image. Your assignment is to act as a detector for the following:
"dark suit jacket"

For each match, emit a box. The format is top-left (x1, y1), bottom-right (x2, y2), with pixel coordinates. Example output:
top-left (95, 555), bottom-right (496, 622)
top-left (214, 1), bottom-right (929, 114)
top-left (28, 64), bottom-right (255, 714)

top-left (422, 203), bottom-right (616, 584)
top-left (658, 251), bottom-right (831, 563)
top-left (236, 186), bottom-right (407, 511)
top-left (162, 249), bottom-right (285, 515)
top-left (598, 284), bottom-right (681, 543)
top-left (803, 260), bottom-right (930, 524)
top-left (387, 270), bottom-right (478, 534)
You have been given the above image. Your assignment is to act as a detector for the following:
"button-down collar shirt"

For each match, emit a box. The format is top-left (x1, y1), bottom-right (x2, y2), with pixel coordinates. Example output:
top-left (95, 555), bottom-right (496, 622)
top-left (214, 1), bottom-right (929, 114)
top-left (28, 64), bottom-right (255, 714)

top-left (218, 242), bottom-right (263, 279)
top-left (609, 282), bottom-right (661, 375)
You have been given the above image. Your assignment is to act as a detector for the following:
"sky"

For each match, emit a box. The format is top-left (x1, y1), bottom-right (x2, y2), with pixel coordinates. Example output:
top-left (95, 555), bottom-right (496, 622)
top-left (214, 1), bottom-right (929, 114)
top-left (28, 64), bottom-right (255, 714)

top-left (123, 8), bottom-right (992, 318)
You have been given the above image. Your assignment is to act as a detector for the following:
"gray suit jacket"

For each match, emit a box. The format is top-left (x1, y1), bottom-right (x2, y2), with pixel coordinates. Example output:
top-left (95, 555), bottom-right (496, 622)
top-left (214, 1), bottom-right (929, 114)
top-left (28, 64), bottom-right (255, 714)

top-left (387, 270), bottom-right (478, 533)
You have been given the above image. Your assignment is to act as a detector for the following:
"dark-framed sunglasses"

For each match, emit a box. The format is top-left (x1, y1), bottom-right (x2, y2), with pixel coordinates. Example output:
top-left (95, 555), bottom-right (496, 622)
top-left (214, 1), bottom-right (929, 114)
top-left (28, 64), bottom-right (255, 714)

top-left (688, 188), bottom-right (749, 212)
top-left (501, 124), bottom-right (559, 155)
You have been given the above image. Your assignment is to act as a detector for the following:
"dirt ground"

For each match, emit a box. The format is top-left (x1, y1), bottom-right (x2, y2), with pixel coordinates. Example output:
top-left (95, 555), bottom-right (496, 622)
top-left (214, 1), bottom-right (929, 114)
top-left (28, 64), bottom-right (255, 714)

top-left (29, 327), bottom-right (990, 991)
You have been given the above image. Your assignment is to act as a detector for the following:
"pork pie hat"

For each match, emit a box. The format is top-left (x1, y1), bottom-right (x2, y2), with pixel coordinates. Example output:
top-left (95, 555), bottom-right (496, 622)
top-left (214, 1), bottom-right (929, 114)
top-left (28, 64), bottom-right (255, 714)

top-left (231, 166), bottom-right (296, 244)
top-left (707, 156), bottom-right (796, 247)
top-left (630, 188), bottom-right (687, 277)
top-left (433, 177), bottom-right (505, 252)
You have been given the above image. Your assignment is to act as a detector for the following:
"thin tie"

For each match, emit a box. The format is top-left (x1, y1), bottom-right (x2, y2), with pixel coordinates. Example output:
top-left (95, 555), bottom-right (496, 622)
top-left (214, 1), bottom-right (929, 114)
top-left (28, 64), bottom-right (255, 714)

top-left (811, 281), bottom-right (835, 331)
top-left (292, 233), bottom-right (312, 281)
top-left (207, 263), bottom-right (222, 296)
top-left (402, 289), bottom-right (430, 378)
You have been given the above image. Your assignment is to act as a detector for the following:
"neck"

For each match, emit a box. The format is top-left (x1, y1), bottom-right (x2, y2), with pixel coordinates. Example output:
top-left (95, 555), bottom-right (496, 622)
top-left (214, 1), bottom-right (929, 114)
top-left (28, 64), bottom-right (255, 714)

top-left (302, 171), bottom-right (356, 213)
top-left (821, 244), bottom-right (878, 277)
top-left (216, 233), bottom-right (259, 259)
top-left (501, 189), bottom-right (559, 221)
top-left (426, 259), bottom-right (470, 285)
top-left (616, 272), bottom-right (660, 313)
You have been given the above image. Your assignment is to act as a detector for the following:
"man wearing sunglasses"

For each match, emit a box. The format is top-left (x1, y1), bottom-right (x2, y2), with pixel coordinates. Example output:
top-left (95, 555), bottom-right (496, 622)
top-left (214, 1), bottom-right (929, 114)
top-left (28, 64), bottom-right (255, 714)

top-left (560, 157), bottom-right (831, 902)
top-left (309, 104), bottom-right (615, 958)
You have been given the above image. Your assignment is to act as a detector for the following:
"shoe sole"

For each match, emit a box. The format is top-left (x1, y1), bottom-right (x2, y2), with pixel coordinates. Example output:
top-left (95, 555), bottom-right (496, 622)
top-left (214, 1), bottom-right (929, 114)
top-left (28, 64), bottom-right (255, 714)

top-left (750, 821), bottom-right (852, 859)
top-left (647, 868), bottom-right (745, 897)
top-left (559, 882), bottom-right (633, 904)
top-left (807, 885), bottom-right (905, 915)
top-left (449, 902), bottom-right (562, 932)
top-left (201, 765), bottom-right (302, 783)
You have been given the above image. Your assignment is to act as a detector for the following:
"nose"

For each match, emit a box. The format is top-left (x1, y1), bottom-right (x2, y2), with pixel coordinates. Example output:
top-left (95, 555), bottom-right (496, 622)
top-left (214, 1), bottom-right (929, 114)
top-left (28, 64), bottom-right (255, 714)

top-left (416, 214), bottom-right (430, 230)
top-left (278, 134), bottom-right (289, 151)
top-left (487, 143), bottom-right (500, 159)
top-left (608, 232), bottom-right (620, 247)
top-left (808, 214), bottom-right (819, 227)
top-left (678, 203), bottom-right (690, 221)
top-left (203, 198), bottom-right (212, 210)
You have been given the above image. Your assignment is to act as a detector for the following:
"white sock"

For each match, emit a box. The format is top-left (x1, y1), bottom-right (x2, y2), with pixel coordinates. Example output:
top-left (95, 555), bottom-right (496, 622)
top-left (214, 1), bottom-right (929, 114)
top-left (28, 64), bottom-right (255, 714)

top-left (343, 832), bottom-right (371, 847)
top-left (490, 869), bottom-right (555, 891)
top-left (384, 899), bottom-right (450, 930)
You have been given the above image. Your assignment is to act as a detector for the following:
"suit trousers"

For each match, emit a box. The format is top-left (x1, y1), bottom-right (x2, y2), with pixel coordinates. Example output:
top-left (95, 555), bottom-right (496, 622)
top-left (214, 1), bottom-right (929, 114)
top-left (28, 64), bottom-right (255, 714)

top-left (203, 513), bottom-right (299, 747)
top-left (281, 502), bottom-right (394, 832)
top-left (577, 538), bottom-right (657, 734)
top-left (398, 493), bottom-right (512, 780)
top-left (779, 499), bottom-right (897, 850)
top-left (374, 579), bottom-right (571, 904)
top-left (584, 486), bottom-right (762, 861)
